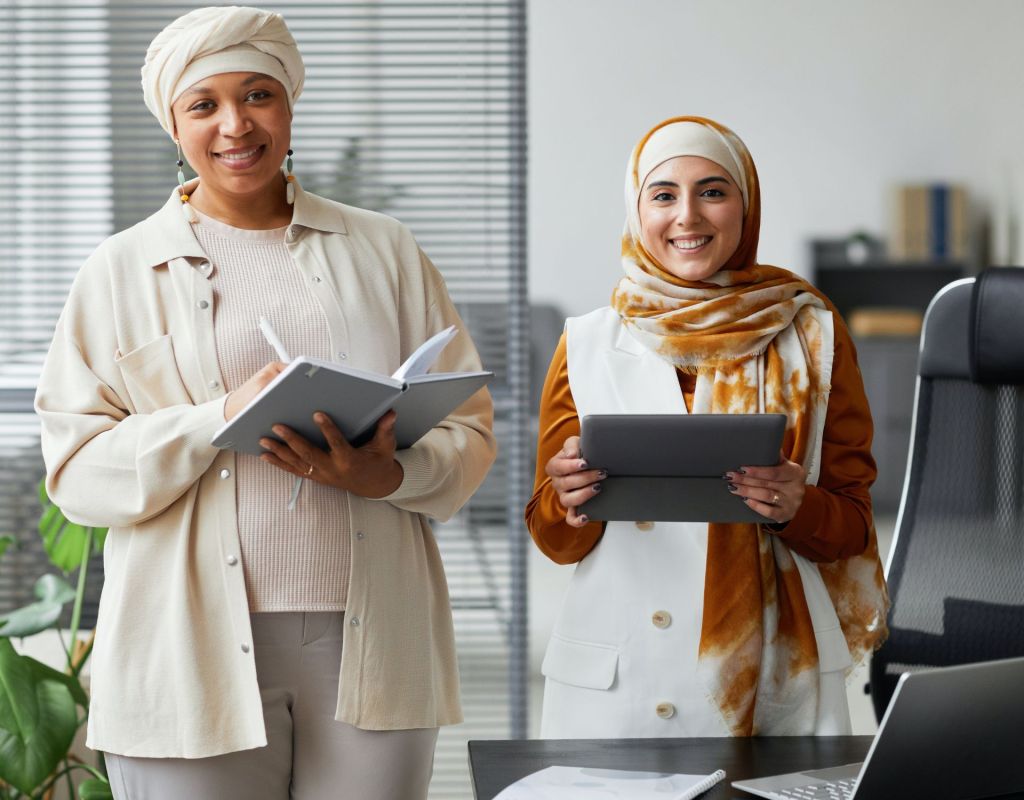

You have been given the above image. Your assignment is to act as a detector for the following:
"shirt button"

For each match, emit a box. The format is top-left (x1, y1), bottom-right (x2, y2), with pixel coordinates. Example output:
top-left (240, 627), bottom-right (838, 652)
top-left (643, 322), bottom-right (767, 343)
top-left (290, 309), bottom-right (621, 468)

top-left (337, 352), bottom-right (348, 360)
top-left (355, 531), bottom-right (365, 540)
top-left (208, 380), bottom-right (220, 390)
top-left (199, 261), bottom-right (212, 275)
top-left (226, 554), bottom-right (238, 566)
top-left (349, 616), bottom-right (360, 627)
top-left (636, 521), bottom-right (655, 531)
top-left (219, 468), bottom-right (231, 479)
top-left (656, 702), bottom-right (676, 720)
top-left (652, 610), bottom-right (672, 629)
top-left (240, 643), bottom-right (250, 653)
top-left (197, 299), bottom-right (209, 309)
top-left (312, 275), bottom-right (322, 283)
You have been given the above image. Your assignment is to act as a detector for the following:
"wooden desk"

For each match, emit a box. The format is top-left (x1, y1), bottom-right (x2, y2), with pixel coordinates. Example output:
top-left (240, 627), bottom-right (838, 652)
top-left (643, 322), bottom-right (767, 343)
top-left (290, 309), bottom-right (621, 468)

top-left (468, 736), bottom-right (874, 799)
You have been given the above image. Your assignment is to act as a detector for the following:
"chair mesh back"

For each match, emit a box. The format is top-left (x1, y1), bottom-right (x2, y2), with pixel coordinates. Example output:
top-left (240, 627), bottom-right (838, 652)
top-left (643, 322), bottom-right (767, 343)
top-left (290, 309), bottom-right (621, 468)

top-left (870, 376), bottom-right (1024, 719)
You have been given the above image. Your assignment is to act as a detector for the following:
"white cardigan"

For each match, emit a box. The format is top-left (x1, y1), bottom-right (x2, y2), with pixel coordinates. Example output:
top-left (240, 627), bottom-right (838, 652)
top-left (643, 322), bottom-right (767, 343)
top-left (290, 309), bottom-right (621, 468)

top-left (539, 307), bottom-right (852, 739)
top-left (35, 182), bottom-right (496, 757)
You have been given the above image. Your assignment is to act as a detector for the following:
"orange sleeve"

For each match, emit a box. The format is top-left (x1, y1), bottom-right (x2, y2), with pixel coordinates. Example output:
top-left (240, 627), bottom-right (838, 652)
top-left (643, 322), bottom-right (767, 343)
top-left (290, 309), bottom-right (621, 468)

top-left (524, 332), bottom-right (606, 564)
top-left (773, 303), bottom-right (877, 562)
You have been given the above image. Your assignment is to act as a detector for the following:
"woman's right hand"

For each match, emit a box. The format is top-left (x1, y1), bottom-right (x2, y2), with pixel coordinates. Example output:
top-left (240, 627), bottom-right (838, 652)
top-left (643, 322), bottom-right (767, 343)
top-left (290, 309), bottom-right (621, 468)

top-left (544, 435), bottom-right (606, 527)
top-left (224, 362), bottom-right (288, 420)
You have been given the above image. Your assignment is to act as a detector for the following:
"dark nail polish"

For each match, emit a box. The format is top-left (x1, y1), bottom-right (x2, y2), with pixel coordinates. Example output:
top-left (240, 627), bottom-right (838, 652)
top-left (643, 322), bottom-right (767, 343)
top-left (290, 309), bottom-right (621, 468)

top-left (598, 470), bottom-right (608, 479)
top-left (728, 484), bottom-right (738, 492)
top-left (578, 460), bottom-right (589, 470)
top-left (722, 472), bottom-right (733, 481)
top-left (592, 483), bottom-right (602, 493)
top-left (737, 468), bottom-right (747, 475)
top-left (579, 515), bottom-right (589, 524)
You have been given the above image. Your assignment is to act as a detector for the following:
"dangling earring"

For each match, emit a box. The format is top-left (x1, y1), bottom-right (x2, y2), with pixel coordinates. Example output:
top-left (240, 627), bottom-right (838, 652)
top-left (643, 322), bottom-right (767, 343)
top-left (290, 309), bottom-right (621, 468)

top-left (285, 148), bottom-right (295, 205)
top-left (176, 141), bottom-right (197, 223)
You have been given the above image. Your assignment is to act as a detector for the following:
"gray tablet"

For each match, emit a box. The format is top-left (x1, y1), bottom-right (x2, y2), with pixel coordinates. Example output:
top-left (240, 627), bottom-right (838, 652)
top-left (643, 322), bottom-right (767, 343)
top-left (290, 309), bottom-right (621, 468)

top-left (578, 413), bottom-right (787, 523)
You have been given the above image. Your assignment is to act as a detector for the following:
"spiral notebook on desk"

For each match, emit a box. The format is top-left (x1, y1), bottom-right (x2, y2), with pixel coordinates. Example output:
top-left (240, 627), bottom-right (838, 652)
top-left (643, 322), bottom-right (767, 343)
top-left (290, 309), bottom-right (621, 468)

top-left (494, 765), bottom-right (726, 799)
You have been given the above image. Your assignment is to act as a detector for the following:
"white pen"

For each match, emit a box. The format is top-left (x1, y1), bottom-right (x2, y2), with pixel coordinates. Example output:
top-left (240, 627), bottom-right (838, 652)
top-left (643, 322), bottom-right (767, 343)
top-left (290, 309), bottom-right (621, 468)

top-left (259, 316), bottom-right (291, 363)
top-left (258, 316), bottom-right (303, 510)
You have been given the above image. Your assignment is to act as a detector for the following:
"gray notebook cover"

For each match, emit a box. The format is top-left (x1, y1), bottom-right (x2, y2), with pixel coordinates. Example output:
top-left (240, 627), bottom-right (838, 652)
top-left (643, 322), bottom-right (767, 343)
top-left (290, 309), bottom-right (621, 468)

top-left (578, 413), bottom-right (787, 523)
top-left (211, 356), bottom-right (491, 456)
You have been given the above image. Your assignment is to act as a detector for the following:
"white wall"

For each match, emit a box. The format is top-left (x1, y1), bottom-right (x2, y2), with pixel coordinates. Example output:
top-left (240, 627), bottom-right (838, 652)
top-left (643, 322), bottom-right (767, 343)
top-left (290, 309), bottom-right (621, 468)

top-left (528, 0), bottom-right (1024, 318)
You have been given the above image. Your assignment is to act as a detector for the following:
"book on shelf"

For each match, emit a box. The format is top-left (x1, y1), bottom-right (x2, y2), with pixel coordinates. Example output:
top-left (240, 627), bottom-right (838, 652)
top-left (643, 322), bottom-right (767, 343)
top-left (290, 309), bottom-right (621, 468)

top-left (890, 183), bottom-right (969, 262)
top-left (211, 325), bottom-right (492, 455)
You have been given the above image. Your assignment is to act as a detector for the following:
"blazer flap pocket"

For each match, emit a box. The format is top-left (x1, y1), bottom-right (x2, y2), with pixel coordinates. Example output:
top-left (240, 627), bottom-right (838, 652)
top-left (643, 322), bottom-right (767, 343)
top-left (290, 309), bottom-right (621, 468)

top-left (113, 334), bottom-right (193, 413)
top-left (815, 624), bottom-right (853, 673)
top-left (541, 634), bottom-right (619, 690)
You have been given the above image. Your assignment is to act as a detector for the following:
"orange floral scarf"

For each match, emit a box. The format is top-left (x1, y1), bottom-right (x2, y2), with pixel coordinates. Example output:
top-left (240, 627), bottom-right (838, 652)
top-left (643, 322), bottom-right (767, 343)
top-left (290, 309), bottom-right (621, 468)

top-left (611, 116), bottom-right (888, 735)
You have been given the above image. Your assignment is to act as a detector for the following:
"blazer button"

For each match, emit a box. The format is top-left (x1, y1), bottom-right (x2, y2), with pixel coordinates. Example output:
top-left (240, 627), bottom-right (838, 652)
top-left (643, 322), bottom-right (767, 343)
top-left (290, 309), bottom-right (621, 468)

top-left (655, 702), bottom-right (676, 720)
top-left (196, 299), bottom-right (209, 309)
top-left (226, 554), bottom-right (238, 566)
top-left (219, 468), bottom-right (231, 479)
top-left (240, 643), bottom-right (250, 654)
top-left (651, 610), bottom-right (672, 629)
top-left (635, 521), bottom-right (655, 531)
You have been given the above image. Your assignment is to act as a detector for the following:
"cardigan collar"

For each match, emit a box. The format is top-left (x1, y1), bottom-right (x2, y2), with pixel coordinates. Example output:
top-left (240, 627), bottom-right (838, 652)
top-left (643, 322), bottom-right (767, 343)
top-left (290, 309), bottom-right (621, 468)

top-left (138, 175), bottom-right (348, 269)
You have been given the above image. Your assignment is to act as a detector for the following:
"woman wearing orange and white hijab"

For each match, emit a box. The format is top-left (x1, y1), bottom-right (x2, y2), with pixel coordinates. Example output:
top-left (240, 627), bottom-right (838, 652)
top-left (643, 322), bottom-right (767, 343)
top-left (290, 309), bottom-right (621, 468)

top-left (526, 116), bottom-right (888, 738)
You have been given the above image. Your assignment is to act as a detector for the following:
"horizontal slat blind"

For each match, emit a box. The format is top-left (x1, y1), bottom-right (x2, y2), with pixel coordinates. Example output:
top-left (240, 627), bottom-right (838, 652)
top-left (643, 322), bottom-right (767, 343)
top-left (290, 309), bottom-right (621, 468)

top-left (0, 2), bottom-right (528, 797)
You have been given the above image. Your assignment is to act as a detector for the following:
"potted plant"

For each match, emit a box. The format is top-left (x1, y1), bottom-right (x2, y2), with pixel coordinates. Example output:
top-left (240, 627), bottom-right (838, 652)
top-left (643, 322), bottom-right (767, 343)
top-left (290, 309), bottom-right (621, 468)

top-left (0, 482), bottom-right (111, 800)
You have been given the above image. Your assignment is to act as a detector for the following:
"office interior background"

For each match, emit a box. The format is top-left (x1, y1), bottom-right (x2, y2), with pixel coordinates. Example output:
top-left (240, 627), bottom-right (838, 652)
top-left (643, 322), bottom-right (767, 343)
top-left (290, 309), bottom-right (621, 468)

top-left (1, 1), bottom-right (1022, 798)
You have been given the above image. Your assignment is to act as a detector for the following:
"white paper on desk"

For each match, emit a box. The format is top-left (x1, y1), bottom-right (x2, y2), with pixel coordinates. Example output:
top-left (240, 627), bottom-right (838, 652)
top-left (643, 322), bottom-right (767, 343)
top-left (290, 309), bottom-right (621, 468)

top-left (493, 765), bottom-right (722, 800)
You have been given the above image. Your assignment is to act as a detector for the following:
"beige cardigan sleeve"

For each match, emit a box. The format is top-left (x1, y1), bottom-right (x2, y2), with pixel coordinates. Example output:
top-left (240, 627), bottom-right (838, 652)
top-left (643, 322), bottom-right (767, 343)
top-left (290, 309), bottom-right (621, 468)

top-left (35, 248), bottom-right (227, 529)
top-left (381, 247), bottom-right (497, 522)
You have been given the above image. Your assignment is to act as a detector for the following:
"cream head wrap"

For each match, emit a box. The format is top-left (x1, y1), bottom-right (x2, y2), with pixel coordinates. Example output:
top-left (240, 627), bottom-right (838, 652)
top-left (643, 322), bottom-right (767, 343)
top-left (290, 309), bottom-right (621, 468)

top-left (142, 6), bottom-right (305, 137)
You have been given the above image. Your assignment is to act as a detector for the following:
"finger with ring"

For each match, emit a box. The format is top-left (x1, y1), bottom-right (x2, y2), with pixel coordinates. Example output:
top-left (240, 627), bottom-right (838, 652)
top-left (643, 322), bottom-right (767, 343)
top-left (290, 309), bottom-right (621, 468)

top-left (305, 463), bottom-right (315, 476)
top-left (772, 492), bottom-right (781, 506)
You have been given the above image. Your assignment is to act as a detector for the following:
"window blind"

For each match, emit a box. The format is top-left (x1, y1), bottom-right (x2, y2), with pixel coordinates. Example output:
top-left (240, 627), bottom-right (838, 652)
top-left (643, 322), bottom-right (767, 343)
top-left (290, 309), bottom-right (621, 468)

top-left (0, 2), bottom-right (529, 796)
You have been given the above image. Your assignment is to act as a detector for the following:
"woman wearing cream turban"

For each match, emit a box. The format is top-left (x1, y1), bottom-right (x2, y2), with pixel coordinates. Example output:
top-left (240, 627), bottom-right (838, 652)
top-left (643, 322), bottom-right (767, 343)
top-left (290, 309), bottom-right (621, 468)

top-left (35, 6), bottom-right (495, 798)
top-left (526, 116), bottom-right (888, 739)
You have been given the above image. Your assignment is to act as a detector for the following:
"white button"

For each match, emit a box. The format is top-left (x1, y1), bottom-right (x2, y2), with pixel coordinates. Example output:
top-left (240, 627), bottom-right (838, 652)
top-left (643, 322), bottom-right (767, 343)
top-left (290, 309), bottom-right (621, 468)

top-left (241, 643), bottom-right (250, 653)
top-left (208, 380), bottom-right (220, 390)
top-left (337, 352), bottom-right (348, 360)
top-left (199, 261), bottom-right (212, 274)
top-left (226, 554), bottom-right (238, 566)
top-left (655, 702), bottom-right (675, 719)
top-left (219, 469), bottom-right (231, 479)
top-left (652, 610), bottom-right (672, 629)
top-left (312, 275), bottom-right (322, 283)
top-left (349, 616), bottom-right (360, 627)
top-left (635, 521), bottom-right (655, 531)
top-left (197, 300), bottom-right (209, 309)
top-left (355, 531), bottom-right (365, 540)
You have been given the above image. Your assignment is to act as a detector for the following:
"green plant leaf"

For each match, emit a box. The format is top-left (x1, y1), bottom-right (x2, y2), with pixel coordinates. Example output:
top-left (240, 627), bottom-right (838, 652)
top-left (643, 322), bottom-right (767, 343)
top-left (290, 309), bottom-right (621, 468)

top-left (78, 777), bottom-right (113, 800)
top-left (0, 575), bottom-right (76, 639)
top-left (0, 639), bottom-right (78, 794)
top-left (0, 534), bottom-right (16, 561)
top-left (36, 481), bottom-right (106, 573)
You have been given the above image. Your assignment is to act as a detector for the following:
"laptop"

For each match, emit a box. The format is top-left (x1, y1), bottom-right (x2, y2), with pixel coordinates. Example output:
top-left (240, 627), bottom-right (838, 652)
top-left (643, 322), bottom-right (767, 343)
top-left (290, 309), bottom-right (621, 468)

top-left (578, 413), bottom-right (786, 523)
top-left (732, 656), bottom-right (1024, 800)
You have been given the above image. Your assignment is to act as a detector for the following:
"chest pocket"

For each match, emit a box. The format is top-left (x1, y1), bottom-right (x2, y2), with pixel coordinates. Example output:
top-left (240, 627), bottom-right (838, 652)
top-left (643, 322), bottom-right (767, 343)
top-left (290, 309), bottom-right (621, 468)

top-left (113, 334), bottom-right (194, 414)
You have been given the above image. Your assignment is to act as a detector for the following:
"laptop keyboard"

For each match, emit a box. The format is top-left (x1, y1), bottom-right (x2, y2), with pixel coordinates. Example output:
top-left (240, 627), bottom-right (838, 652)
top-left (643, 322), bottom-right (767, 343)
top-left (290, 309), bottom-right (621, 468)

top-left (772, 778), bottom-right (857, 799)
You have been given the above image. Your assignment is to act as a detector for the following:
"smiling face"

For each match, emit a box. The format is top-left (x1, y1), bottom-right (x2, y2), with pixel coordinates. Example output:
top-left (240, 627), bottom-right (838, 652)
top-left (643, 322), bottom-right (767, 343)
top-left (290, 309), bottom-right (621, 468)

top-left (171, 71), bottom-right (292, 204)
top-left (637, 155), bottom-right (744, 282)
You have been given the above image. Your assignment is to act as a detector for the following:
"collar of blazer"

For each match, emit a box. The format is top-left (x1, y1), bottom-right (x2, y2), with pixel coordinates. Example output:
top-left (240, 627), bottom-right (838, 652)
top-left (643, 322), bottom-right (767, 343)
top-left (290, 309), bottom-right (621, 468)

top-left (135, 174), bottom-right (350, 269)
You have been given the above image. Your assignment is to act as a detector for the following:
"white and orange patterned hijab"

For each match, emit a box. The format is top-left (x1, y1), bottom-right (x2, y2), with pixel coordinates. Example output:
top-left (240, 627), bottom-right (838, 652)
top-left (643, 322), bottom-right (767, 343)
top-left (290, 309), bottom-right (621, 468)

top-left (611, 116), bottom-right (888, 735)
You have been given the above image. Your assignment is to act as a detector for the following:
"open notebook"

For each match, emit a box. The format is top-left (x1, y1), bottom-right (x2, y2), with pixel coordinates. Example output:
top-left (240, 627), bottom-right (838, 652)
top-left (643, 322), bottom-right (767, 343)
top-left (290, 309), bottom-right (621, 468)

top-left (494, 766), bottom-right (726, 799)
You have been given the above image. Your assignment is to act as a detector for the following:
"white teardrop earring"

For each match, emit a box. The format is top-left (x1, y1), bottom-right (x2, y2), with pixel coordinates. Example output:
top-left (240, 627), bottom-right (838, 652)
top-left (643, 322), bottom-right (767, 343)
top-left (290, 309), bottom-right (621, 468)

top-left (176, 141), bottom-right (197, 223)
top-left (285, 148), bottom-right (295, 205)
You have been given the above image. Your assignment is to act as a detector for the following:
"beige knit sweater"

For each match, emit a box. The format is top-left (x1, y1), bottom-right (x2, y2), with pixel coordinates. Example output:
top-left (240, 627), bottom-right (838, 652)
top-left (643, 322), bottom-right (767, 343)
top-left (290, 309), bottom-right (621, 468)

top-left (195, 209), bottom-right (350, 612)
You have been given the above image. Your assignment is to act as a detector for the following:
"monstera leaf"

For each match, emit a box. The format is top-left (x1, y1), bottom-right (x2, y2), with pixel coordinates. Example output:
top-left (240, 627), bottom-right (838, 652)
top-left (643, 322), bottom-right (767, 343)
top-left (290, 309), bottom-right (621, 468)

top-left (0, 574), bottom-right (76, 639)
top-left (0, 638), bottom-right (85, 794)
top-left (78, 777), bottom-right (114, 799)
top-left (37, 480), bottom-right (106, 573)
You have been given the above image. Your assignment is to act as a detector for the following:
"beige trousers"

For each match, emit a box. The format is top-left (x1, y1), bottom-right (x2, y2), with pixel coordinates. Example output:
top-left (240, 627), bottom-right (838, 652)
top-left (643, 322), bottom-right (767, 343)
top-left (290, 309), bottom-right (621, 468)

top-left (105, 612), bottom-right (438, 800)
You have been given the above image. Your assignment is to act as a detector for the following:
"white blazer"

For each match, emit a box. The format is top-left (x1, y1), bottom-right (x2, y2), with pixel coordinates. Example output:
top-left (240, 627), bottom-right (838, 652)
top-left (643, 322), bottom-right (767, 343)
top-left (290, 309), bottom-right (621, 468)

top-left (539, 307), bottom-right (852, 739)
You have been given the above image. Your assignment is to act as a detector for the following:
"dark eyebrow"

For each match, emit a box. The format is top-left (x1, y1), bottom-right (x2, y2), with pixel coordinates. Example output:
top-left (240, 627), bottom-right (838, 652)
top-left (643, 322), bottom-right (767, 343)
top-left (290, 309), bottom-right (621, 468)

top-left (696, 176), bottom-right (731, 186)
top-left (645, 175), bottom-right (732, 191)
top-left (183, 73), bottom-right (272, 97)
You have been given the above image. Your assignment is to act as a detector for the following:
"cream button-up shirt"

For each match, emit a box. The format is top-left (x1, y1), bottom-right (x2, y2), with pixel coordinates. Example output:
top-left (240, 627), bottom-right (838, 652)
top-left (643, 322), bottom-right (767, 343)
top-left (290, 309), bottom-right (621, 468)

top-left (35, 182), bottom-right (496, 758)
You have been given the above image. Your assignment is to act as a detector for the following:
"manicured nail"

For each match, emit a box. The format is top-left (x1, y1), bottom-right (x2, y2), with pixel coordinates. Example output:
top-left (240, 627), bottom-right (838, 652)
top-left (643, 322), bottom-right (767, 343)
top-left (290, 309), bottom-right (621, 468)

top-left (272, 425), bottom-right (284, 435)
top-left (578, 460), bottom-right (588, 470)
top-left (592, 483), bottom-right (602, 493)
top-left (737, 468), bottom-right (747, 475)
top-left (314, 412), bottom-right (326, 422)
top-left (598, 470), bottom-right (608, 479)
top-left (728, 484), bottom-right (738, 492)
top-left (722, 472), bottom-right (734, 481)
top-left (579, 515), bottom-right (589, 524)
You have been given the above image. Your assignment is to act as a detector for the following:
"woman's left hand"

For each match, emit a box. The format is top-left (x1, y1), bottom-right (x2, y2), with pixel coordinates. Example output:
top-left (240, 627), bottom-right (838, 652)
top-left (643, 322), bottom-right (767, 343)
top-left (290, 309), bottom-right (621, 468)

top-left (724, 449), bottom-right (807, 525)
top-left (259, 410), bottom-right (404, 499)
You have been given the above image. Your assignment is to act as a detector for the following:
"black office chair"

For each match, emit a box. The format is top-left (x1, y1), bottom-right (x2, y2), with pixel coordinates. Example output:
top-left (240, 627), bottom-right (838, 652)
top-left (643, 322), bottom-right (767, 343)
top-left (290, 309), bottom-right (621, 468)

top-left (869, 267), bottom-right (1024, 722)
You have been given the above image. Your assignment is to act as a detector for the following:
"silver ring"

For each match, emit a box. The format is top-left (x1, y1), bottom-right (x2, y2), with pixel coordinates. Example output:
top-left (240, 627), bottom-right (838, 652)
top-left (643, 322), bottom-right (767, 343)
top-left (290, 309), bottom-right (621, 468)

top-left (305, 463), bottom-right (314, 476)
top-left (772, 492), bottom-right (780, 506)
